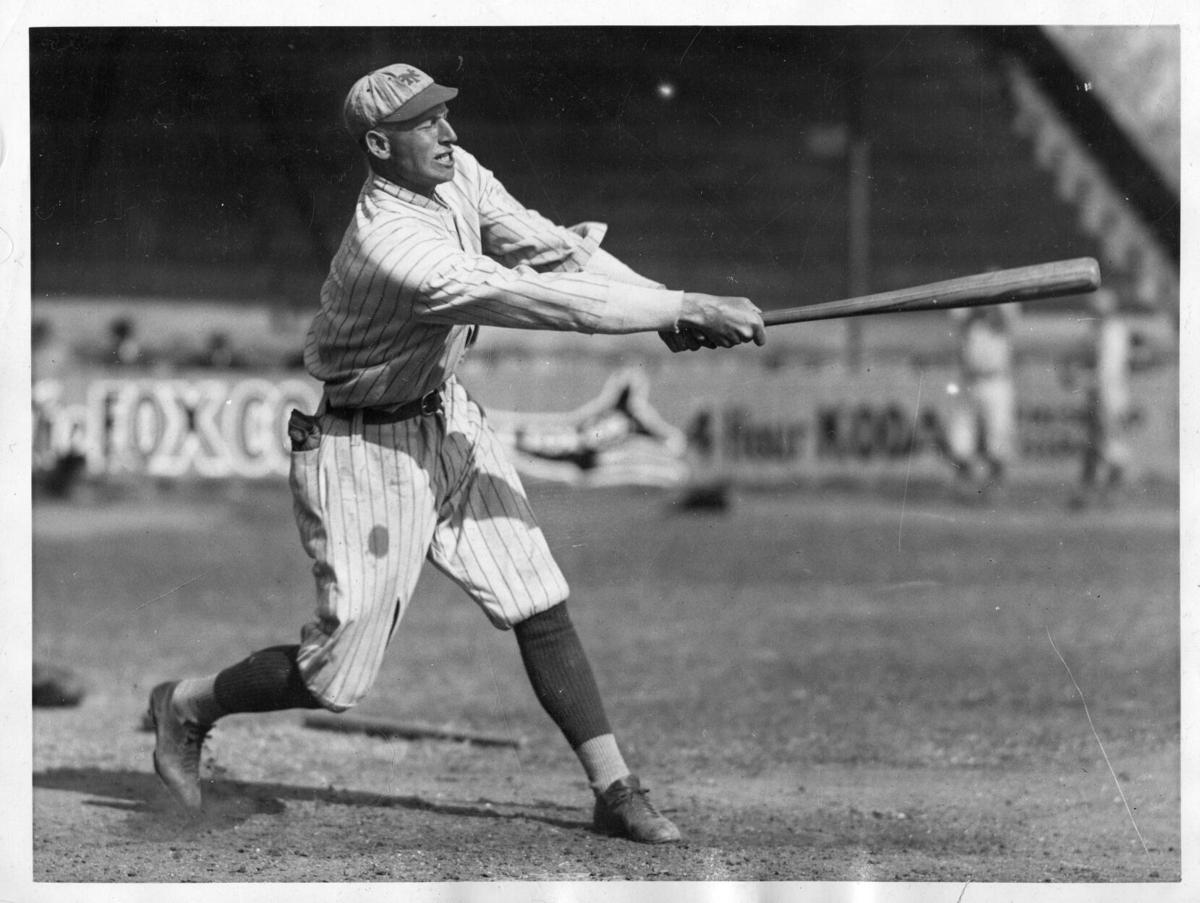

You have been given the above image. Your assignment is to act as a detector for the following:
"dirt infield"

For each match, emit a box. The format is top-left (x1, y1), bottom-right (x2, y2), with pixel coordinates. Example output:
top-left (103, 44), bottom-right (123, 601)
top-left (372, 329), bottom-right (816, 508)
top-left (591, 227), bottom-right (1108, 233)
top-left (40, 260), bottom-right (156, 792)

top-left (29, 478), bottom-right (1181, 891)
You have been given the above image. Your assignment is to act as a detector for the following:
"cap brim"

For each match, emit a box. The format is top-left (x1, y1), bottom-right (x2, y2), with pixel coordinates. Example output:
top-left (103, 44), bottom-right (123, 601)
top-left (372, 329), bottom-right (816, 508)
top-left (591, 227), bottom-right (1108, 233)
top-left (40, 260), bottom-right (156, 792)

top-left (378, 84), bottom-right (459, 124)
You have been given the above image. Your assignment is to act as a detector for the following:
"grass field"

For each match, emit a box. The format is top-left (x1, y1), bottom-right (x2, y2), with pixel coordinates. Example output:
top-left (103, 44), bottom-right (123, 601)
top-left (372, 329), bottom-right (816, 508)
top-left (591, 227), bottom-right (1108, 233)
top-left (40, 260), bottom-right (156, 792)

top-left (29, 476), bottom-right (1181, 890)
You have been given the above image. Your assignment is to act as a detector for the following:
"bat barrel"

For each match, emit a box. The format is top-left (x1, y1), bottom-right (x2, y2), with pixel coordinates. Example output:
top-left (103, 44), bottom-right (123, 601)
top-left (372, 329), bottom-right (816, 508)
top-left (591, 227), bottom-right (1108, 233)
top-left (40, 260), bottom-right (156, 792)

top-left (762, 257), bottom-right (1101, 327)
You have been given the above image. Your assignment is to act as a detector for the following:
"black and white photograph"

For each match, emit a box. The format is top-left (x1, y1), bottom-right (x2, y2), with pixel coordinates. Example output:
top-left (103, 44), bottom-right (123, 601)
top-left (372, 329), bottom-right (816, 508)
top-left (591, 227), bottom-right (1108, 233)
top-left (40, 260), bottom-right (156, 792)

top-left (4, 3), bottom-right (1193, 901)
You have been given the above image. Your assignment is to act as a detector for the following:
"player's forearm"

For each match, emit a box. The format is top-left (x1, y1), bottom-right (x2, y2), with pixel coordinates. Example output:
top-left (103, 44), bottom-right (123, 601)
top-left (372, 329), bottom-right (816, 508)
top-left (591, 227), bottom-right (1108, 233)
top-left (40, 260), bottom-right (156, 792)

top-left (593, 284), bottom-right (685, 333)
top-left (594, 286), bottom-right (767, 339)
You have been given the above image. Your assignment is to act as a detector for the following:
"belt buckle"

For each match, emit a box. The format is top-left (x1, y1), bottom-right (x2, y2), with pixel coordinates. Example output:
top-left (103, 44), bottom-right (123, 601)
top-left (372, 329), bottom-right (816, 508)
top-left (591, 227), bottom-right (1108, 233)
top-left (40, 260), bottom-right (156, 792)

top-left (419, 391), bottom-right (443, 416)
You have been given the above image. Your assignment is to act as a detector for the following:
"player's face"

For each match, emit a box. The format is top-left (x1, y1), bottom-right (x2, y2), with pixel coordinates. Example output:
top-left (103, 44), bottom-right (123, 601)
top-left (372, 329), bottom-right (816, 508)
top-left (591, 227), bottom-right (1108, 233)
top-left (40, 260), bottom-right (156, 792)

top-left (373, 104), bottom-right (458, 196)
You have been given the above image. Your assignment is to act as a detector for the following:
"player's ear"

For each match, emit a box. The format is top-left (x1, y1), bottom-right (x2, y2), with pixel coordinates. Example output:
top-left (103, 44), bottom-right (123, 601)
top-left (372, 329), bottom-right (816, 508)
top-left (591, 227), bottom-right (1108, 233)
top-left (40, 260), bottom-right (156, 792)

top-left (364, 129), bottom-right (392, 161)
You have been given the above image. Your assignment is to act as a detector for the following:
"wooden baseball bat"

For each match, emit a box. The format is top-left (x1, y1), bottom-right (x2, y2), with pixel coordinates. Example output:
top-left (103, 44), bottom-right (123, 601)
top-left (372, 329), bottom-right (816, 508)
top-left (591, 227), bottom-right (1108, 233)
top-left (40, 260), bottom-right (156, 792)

top-left (762, 257), bottom-right (1100, 327)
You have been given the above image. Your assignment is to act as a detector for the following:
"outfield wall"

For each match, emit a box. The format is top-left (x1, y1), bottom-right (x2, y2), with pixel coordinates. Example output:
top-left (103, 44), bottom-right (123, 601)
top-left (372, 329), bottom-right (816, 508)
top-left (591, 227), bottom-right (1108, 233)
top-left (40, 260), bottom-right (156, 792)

top-left (31, 349), bottom-right (1177, 489)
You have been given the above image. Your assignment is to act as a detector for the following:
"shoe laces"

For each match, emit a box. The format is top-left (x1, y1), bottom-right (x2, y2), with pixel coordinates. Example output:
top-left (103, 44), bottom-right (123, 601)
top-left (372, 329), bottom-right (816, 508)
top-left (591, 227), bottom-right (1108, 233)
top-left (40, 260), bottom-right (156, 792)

top-left (613, 783), bottom-right (661, 815)
top-left (635, 788), bottom-right (664, 816)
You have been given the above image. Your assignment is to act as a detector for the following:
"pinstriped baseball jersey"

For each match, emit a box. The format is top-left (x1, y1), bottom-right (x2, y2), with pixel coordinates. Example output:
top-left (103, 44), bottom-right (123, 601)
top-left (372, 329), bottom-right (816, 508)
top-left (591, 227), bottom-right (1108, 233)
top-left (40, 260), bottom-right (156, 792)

top-left (288, 146), bottom-right (674, 710)
top-left (306, 147), bottom-right (659, 409)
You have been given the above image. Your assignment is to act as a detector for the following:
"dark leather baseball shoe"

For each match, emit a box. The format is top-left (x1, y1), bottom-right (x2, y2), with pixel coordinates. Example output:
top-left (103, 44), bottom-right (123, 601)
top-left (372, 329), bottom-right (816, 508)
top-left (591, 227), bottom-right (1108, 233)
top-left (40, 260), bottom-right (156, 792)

top-left (148, 681), bottom-right (210, 810)
top-left (593, 775), bottom-right (681, 844)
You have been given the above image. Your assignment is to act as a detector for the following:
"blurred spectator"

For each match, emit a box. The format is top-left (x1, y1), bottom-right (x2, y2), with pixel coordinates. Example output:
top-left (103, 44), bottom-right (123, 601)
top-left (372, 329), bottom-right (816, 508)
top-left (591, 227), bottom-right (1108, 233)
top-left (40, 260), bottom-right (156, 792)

top-left (204, 330), bottom-right (236, 368)
top-left (32, 317), bottom-right (60, 472)
top-left (32, 317), bottom-right (86, 498)
top-left (190, 329), bottom-right (244, 368)
top-left (32, 316), bottom-right (70, 380)
top-left (108, 315), bottom-right (144, 366)
top-left (944, 304), bottom-right (1018, 500)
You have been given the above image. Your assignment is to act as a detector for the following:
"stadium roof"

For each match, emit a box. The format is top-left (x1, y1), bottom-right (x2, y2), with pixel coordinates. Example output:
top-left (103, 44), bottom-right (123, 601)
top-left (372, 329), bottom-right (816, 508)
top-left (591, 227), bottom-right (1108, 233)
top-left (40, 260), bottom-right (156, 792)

top-left (976, 26), bottom-right (1179, 312)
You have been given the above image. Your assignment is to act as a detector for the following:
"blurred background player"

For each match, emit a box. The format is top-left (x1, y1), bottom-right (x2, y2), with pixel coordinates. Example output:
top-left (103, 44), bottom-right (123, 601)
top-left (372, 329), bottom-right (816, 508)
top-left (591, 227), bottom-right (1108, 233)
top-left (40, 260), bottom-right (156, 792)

top-left (944, 303), bottom-right (1018, 500)
top-left (1070, 287), bottom-right (1133, 509)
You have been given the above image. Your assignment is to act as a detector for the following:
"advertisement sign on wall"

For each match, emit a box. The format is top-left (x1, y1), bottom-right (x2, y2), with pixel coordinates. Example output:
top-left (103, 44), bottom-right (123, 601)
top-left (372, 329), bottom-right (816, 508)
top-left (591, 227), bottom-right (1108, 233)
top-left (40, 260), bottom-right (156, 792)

top-left (31, 360), bottom-right (1177, 488)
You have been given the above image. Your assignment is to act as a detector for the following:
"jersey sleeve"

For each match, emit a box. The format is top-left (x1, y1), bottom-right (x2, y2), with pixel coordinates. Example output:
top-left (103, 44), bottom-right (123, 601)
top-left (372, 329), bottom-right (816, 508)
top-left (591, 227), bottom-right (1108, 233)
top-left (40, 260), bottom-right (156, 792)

top-left (339, 212), bottom-right (679, 335)
top-left (418, 252), bottom-right (610, 332)
top-left (414, 250), bottom-right (683, 334)
top-left (470, 160), bottom-right (666, 291)
top-left (470, 156), bottom-right (608, 273)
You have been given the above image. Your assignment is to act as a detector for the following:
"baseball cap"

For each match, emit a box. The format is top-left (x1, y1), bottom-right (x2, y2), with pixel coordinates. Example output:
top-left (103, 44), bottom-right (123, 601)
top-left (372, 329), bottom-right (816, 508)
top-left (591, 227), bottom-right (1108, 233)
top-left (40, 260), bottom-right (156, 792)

top-left (343, 63), bottom-right (458, 139)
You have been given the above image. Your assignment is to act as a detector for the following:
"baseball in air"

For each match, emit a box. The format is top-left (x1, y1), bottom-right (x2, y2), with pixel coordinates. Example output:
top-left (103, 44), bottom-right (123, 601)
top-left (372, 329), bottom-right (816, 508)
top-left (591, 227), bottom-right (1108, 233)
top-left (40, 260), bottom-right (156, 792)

top-left (656, 81), bottom-right (676, 100)
top-left (946, 382), bottom-right (960, 396)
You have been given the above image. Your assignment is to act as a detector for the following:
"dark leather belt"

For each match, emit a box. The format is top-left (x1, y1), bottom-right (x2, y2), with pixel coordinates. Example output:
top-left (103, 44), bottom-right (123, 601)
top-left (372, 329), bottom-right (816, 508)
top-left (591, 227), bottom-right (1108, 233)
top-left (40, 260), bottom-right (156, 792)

top-left (326, 389), bottom-right (443, 425)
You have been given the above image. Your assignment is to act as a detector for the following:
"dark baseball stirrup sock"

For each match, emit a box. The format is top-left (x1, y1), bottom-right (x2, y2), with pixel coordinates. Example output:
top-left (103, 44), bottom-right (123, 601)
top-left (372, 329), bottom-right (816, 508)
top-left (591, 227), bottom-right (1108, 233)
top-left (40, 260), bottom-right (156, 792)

top-left (514, 602), bottom-right (631, 791)
top-left (213, 645), bottom-right (323, 714)
top-left (172, 645), bottom-right (321, 725)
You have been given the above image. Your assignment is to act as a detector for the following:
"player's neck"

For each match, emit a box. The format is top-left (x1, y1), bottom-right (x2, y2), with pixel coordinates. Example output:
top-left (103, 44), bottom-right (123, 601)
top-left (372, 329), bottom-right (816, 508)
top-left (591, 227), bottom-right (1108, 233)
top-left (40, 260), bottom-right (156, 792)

top-left (369, 162), bottom-right (440, 199)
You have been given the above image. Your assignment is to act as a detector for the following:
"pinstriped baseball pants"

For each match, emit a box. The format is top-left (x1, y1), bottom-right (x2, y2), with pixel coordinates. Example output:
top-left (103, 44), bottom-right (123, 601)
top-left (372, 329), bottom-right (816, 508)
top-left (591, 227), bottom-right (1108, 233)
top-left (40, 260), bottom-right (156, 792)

top-left (289, 376), bottom-right (569, 711)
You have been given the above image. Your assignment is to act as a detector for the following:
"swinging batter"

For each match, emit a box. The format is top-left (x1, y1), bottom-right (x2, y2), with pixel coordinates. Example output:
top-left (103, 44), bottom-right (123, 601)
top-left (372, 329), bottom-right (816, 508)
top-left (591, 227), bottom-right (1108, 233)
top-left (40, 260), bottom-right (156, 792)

top-left (147, 62), bottom-right (764, 844)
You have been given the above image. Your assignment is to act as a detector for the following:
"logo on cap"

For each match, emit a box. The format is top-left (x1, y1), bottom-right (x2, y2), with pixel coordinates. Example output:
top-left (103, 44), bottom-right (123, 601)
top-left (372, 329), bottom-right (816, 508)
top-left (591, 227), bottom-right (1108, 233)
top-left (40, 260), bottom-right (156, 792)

top-left (391, 68), bottom-right (424, 88)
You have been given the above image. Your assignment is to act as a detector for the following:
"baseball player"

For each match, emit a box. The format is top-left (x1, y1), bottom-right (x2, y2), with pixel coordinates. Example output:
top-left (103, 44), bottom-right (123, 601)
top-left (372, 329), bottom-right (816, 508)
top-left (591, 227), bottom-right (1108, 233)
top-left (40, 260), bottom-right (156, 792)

top-left (1071, 287), bottom-right (1133, 508)
top-left (147, 62), bottom-right (764, 844)
top-left (944, 303), bottom-right (1018, 499)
